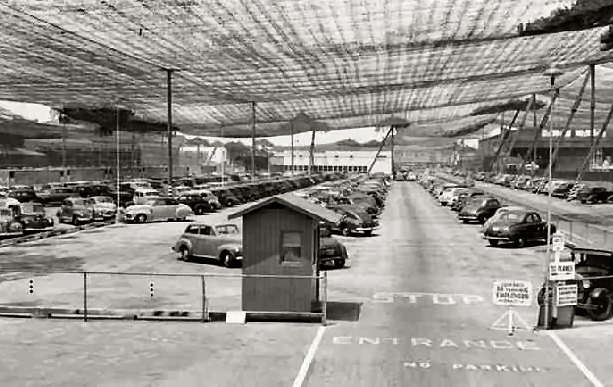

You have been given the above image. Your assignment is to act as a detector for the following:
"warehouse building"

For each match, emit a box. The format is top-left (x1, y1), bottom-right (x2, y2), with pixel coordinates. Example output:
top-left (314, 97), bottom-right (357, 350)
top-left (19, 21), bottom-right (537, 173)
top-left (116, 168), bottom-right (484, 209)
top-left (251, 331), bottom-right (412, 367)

top-left (270, 149), bottom-right (392, 174)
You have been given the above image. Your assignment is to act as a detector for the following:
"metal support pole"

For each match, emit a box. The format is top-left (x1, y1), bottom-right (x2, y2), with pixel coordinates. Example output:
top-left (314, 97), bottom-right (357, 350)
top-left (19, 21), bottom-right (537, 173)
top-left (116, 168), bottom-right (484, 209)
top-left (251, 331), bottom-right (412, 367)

top-left (309, 128), bottom-right (316, 177)
top-left (533, 93), bottom-right (537, 177)
top-left (62, 120), bottom-right (67, 180)
top-left (290, 121), bottom-right (294, 176)
top-left (590, 64), bottom-right (596, 147)
top-left (166, 69), bottom-right (174, 190)
top-left (83, 272), bottom-right (88, 322)
top-left (368, 126), bottom-right (393, 175)
top-left (391, 126), bottom-right (395, 178)
top-left (251, 101), bottom-right (256, 181)
top-left (519, 91), bottom-right (559, 175)
top-left (490, 109), bottom-right (521, 171)
top-left (575, 103), bottom-right (613, 184)
top-left (201, 275), bottom-right (208, 322)
top-left (115, 107), bottom-right (120, 223)
top-left (322, 271), bottom-right (327, 326)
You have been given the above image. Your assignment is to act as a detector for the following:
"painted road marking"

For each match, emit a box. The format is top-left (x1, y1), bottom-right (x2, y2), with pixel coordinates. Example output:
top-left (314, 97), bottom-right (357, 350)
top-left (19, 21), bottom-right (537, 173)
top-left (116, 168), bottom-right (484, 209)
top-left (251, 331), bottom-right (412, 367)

top-left (404, 361), bottom-right (546, 373)
top-left (292, 325), bottom-right (326, 387)
top-left (331, 336), bottom-right (541, 350)
top-left (372, 291), bottom-right (484, 304)
top-left (546, 331), bottom-right (604, 387)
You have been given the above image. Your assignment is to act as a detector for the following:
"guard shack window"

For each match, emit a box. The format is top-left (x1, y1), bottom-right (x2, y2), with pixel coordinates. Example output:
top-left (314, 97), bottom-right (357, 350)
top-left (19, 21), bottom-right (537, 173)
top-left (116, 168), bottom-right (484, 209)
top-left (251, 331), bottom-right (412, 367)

top-left (281, 231), bottom-right (303, 266)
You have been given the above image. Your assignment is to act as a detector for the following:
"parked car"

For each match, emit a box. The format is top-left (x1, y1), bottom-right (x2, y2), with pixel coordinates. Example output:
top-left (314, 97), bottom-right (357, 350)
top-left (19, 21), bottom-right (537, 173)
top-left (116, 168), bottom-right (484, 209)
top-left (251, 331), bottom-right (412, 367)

top-left (15, 202), bottom-right (54, 232)
top-left (482, 205), bottom-right (525, 231)
top-left (577, 186), bottom-right (612, 204)
top-left (451, 189), bottom-right (485, 212)
top-left (551, 182), bottom-right (575, 199)
top-left (37, 187), bottom-right (78, 205)
top-left (439, 186), bottom-right (462, 206)
top-left (483, 208), bottom-right (556, 247)
top-left (178, 192), bottom-right (216, 214)
top-left (9, 187), bottom-right (39, 203)
top-left (318, 226), bottom-right (349, 269)
top-left (90, 196), bottom-right (117, 221)
top-left (568, 247), bottom-right (613, 321)
top-left (0, 208), bottom-right (23, 237)
top-left (211, 188), bottom-right (241, 207)
top-left (133, 188), bottom-right (161, 205)
top-left (458, 196), bottom-right (502, 224)
top-left (172, 223), bottom-right (243, 267)
top-left (57, 197), bottom-right (95, 225)
top-left (327, 206), bottom-right (379, 236)
top-left (123, 197), bottom-right (193, 223)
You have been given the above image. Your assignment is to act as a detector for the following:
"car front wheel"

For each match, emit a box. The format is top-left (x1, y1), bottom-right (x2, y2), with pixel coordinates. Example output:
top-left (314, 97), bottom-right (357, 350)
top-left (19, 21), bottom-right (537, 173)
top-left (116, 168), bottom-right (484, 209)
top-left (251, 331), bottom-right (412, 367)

top-left (221, 251), bottom-right (236, 268)
top-left (178, 246), bottom-right (189, 261)
top-left (135, 214), bottom-right (147, 223)
top-left (586, 291), bottom-right (613, 321)
top-left (515, 237), bottom-right (526, 248)
top-left (488, 239), bottom-right (499, 247)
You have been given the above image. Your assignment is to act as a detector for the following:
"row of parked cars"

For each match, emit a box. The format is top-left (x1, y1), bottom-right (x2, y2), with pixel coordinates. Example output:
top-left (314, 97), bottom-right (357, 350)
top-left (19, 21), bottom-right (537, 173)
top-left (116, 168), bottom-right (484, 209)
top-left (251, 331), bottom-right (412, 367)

top-left (0, 173), bottom-right (346, 237)
top-left (171, 173), bottom-right (391, 269)
top-left (476, 172), bottom-right (613, 205)
top-left (420, 175), bottom-right (556, 248)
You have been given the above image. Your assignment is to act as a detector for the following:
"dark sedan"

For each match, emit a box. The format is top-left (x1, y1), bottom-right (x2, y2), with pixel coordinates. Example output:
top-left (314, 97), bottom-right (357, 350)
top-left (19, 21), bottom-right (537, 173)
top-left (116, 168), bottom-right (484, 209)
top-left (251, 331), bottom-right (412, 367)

top-left (483, 209), bottom-right (556, 247)
top-left (458, 196), bottom-right (501, 224)
top-left (577, 186), bottom-right (612, 204)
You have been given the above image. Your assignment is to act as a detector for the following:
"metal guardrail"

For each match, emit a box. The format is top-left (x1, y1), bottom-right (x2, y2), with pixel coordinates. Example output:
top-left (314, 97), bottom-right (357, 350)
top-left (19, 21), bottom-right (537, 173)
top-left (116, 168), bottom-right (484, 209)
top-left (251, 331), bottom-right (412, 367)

top-left (0, 270), bottom-right (329, 325)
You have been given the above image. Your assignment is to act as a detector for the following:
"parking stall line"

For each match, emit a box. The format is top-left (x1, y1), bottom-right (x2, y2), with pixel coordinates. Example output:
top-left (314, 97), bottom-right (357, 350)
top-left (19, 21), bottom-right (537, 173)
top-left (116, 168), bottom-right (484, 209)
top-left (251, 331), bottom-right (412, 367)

top-left (546, 331), bottom-right (604, 387)
top-left (291, 325), bottom-right (326, 387)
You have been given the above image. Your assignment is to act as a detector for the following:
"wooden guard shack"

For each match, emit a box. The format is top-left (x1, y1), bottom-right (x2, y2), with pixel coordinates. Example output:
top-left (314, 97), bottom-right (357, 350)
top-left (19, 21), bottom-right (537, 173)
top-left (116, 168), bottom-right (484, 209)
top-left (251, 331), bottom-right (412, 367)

top-left (228, 193), bottom-right (341, 313)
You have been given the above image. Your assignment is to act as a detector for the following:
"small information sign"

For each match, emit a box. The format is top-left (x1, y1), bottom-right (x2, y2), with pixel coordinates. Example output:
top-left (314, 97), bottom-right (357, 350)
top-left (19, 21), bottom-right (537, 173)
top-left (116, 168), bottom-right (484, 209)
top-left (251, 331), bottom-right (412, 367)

top-left (492, 280), bottom-right (532, 306)
top-left (551, 232), bottom-right (565, 253)
top-left (549, 261), bottom-right (575, 281)
top-left (556, 284), bottom-right (578, 306)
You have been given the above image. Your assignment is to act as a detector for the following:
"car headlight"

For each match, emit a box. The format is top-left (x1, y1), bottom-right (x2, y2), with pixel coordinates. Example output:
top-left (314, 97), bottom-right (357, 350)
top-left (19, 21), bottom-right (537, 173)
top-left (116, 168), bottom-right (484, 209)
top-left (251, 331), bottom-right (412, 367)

top-left (582, 280), bottom-right (591, 289)
top-left (502, 226), bottom-right (510, 232)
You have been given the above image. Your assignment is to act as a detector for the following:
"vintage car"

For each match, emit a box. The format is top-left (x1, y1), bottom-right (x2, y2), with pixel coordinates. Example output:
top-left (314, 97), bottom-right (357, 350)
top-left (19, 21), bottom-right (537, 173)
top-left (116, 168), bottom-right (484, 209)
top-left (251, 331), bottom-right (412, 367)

top-left (9, 187), bottom-right (39, 203)
top-left (210, 188), bottom-right (240, 207)
top-left (577, 186), bottom-right (612, 204)
top-left (318, 227), bottom-right (349, 269)
top-left (133, 188), bottom-right (161, 205)
top-left (458, 196), bottom-right (502, 223)
top-left (483, 208), bottom-right (556, 247)
top-left (123, 197), bottom-right (193, 223)
top-left (89, 196), bottom-right (117, 221)
top-left (570, 247), bottom-right (613, 321)
top-left (551, 182), bottom-right (575, 199)
top-left (327, 205), bottom-right (379, 236)
top-left (16, 202), bottom-right (54, 232)
top-left (482, 205), bottom-right (525, 230)
top-left (450, 189), bottom-right (484, 212)
top-left (57, 197), bottom-right (95, 225)
top-left (0, 208), bottom-right (23, 237)
top-left (173, 223), bottom-right (243, 267)
top-left (37, 186), bottom-right (78, 204)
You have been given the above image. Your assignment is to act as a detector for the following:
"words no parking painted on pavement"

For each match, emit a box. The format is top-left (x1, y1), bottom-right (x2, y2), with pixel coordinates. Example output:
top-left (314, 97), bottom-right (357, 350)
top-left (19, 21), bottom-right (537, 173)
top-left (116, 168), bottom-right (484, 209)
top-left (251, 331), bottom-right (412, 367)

top-left (492, 280), bottom-right (532, 306)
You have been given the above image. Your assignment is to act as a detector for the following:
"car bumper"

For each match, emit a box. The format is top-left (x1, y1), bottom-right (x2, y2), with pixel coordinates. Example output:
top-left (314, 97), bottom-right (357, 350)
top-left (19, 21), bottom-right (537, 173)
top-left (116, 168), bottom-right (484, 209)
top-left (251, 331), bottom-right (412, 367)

top-left (483, 235), bottom-right (513, 242)
top-left (458, 214), bottom-right (478, 220)
top-left (0, 231), bottom-right (23, 237)
top-left (355, 226), bottom-right (379, 232)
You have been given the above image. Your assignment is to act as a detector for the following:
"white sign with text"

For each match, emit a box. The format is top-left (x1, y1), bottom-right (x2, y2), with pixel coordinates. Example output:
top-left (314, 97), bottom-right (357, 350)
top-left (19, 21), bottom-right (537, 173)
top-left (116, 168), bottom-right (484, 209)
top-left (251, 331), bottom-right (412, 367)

top-left (492, 280), bottom-right (532, 306)
top-left (549, 262), bottom-right (575, 281)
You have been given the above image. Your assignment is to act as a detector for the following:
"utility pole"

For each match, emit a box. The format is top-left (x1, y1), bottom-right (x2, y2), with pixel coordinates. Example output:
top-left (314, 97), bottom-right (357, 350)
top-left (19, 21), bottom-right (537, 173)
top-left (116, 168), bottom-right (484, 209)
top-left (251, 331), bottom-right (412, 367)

top-left (166, 69), bottom-right (174, 193)
top-left (251, 101), bottom-right (256, 181)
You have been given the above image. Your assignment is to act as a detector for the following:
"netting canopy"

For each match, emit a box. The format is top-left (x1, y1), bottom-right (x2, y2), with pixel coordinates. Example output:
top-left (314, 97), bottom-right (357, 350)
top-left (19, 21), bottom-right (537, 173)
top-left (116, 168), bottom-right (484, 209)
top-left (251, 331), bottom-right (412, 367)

top-left (1, 0), bottom-right (613, 137)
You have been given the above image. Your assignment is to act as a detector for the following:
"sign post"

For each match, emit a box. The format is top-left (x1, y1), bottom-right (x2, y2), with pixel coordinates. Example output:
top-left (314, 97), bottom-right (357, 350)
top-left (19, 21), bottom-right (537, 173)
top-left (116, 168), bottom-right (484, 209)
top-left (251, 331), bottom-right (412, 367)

top-left (491, 279), bottom-right (533, 335)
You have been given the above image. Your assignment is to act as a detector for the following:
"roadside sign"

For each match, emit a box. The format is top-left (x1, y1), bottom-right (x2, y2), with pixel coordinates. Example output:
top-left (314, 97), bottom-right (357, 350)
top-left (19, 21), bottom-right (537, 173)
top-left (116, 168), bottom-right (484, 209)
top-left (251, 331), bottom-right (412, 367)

top-left (555, 284), bottom-right (578, 306)
top-left (549, 261), bottom-right (575, 281)
top-left (492, 280), bottom-right (532, 306)
top-left (551, 232), bottom-right (565, 253)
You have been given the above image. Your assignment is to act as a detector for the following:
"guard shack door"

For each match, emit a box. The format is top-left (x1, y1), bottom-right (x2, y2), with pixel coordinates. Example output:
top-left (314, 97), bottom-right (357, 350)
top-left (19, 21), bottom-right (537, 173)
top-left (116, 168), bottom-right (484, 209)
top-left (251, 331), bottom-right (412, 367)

top-left (242, 207), bottom-right (318, 313)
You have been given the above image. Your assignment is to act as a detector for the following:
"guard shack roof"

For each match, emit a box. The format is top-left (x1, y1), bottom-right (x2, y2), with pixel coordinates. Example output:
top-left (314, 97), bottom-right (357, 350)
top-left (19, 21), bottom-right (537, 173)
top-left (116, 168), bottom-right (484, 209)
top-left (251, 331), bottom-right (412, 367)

top-left (228, 193), bottom-right (341, 224)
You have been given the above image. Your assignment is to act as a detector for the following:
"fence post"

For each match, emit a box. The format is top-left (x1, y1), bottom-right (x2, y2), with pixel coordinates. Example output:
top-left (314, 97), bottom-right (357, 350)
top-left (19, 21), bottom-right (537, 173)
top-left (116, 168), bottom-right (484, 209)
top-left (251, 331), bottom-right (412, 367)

top-left (322, 272), bottom-right (327, 326)
top-left (201, 275), bottom-right (208, 322)
top-left (83, 272), bottom-right (88, 322)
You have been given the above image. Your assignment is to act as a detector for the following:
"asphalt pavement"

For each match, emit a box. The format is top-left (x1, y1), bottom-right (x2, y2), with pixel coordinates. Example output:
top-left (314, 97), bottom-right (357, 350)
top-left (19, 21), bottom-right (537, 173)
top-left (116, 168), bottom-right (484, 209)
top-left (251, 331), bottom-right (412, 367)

top-left (0, 182), bottom-right (612, 386)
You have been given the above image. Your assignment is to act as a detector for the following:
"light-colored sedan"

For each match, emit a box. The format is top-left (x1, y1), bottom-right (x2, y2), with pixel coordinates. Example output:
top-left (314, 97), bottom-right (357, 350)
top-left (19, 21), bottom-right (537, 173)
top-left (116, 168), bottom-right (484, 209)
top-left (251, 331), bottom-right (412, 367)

top-left (172, 223), bottom-right (243, 267)
top-left (123, 197), bottom-right (193, 223)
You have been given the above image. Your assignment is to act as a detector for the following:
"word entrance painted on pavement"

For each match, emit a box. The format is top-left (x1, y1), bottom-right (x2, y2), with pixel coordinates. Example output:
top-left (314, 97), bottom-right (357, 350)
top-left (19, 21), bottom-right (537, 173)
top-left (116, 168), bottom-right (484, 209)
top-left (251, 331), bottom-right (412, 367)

top-left (492, 280), bottom-right (532, 306)
top-left (331, 336), bottom-right (541, 350)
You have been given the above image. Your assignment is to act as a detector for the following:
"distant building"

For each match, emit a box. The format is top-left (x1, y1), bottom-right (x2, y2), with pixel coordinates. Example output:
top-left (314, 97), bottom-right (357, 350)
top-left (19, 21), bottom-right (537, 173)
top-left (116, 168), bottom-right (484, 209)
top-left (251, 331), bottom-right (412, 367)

top-left (270, 149), bottom-right (392, 174)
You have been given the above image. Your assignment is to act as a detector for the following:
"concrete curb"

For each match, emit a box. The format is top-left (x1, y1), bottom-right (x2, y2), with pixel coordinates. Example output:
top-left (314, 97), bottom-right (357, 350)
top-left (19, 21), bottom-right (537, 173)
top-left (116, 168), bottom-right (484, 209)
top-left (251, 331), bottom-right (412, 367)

top-left (0, 306), bottom-right (324, 323)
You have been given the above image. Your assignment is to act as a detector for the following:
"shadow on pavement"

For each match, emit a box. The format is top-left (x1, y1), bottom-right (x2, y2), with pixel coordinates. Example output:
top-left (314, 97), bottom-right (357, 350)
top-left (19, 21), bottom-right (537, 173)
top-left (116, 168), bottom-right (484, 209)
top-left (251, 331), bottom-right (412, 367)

top-left (326, 301), bottom-right (362, 321)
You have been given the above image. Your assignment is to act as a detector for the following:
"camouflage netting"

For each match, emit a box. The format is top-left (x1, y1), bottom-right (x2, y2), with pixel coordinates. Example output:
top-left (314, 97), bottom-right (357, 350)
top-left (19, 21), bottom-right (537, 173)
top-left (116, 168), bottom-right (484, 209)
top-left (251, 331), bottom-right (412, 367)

top-left (1, 0), bottom-right (613, 137)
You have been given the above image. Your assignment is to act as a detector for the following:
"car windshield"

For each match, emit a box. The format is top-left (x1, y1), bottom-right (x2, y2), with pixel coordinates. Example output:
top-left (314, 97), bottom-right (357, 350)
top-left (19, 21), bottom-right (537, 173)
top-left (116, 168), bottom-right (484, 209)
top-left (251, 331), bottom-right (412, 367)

top-left (215, 225), bottom-right (239, 235)
top-left (21, 203), bottom-right (44, 214)
top-left (72, 199), bottom-right (89, 206)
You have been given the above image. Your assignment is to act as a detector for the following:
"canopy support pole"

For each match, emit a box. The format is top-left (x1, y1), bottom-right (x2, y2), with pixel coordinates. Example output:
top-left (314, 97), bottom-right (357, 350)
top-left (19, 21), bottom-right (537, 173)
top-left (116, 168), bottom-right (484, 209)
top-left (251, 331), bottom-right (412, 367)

top-left (490, 109), bottom-right (520, 172)
top-left (518, 90), bottom-right (559, 175)
top-left (532, 93), bottom-right (537, 177)
top-left (575, 104), bottom-right (613, 184)
top-left (251, 101), bottom-right (256, 181)
top-left (309, 128), bottom-right (316, 177)
top-left (62, 119), bottom-right (67, 181)
top-left (391, 126), bottom-right (395, 178)
top-left (166, 69), bottom-right (174, 191)
top-left (290, 121), bottom-right (294, 176)
top-left (503, 96), bottom-right (536, 174)
top-left (590, 64), bottom-right (596, 147)
top-left (368, 126), bottom-right (393, 175)
top-left (548, 71), bottom-right (590, 175)
top-left (115, 106), bottom-right (120, 224)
